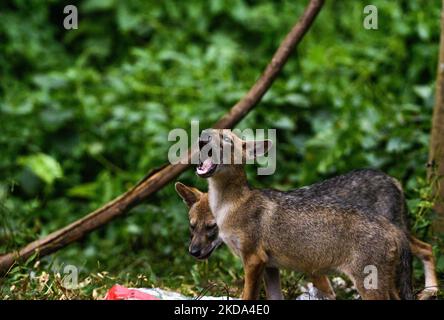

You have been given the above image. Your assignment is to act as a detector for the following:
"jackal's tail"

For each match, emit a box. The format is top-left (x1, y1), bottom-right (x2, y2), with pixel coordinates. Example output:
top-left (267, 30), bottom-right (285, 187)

top-left (397, 238), bottom-right (414, 300)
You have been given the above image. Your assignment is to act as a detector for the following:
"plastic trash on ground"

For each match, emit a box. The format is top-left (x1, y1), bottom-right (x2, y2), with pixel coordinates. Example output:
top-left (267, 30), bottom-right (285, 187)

top-left (104, 284), bottom-right (235, 300)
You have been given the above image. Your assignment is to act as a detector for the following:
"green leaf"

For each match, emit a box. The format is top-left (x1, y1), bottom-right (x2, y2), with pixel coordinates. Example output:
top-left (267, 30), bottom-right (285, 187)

top-left (437, 255), bottom-right (444, 273)
top-left (272, 116), bottom-right (295, 130)
top-left (18, 153), bottom-right (63, 185)
top-left (284, 94), bottom-right (310, 108)
top-left (67, 182), bottom-right (97, 199)
top-left (386, 137), bottom-right (410, 153)
top-left (413, 85), bottom-right (432, 100)
top-left (83, 0), bottom-right (115, 12)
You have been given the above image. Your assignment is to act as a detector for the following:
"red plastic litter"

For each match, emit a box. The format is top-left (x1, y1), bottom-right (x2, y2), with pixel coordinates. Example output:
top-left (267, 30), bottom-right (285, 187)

top-left (105, 284), bottom-right (160, 300)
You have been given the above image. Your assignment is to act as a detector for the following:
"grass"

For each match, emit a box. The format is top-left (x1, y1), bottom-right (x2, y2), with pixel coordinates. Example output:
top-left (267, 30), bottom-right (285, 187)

top-left (1, 249), bottom-right (443, 300)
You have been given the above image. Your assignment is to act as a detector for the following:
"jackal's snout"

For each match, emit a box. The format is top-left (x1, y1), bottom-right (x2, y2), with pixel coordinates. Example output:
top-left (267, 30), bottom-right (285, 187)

top-left (188, 234), bottom-right (220, 260)
top-left (189, 245), bottom-right (202, 258)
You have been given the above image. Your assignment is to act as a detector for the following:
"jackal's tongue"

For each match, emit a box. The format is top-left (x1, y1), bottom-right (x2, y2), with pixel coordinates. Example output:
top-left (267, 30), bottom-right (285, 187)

top-left (197, 158), bottom-right (213, 175)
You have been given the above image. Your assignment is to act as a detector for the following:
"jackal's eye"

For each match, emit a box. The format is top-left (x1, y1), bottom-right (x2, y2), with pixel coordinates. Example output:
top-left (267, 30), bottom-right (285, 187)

top-left (189, 224), bottom-right (196, 230)
top-left (206, 223), bottom-right (217, 230)
top-left (207, 226), bottom-right (218, 239)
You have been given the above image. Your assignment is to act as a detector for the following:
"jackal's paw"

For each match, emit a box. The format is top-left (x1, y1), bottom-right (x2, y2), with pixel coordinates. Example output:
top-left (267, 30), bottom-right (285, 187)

top-left (417, 288), bottom-right (438, 300)
top-left (296, 284), bottom-right (333, 300)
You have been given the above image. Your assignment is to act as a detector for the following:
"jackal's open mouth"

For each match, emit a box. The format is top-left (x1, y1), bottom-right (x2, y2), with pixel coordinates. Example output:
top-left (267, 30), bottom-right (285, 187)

top-left (196, 158), bottom-right (217, 178)
top-left (196, 245), bottom-right (217, 260)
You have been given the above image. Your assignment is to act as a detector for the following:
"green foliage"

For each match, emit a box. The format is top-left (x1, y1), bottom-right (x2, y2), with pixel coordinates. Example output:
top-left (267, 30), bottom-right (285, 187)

top-left (18, 153), bottom-right (63, 186)
top-left (1, 0), bottom-right (443, 299)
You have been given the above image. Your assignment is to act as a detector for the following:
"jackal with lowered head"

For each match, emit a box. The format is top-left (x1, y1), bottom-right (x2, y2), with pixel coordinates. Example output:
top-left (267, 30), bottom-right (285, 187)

top-left (194, 128), bottom-right (415, 300)
top-left (175, 171), bottom-right (438, 300)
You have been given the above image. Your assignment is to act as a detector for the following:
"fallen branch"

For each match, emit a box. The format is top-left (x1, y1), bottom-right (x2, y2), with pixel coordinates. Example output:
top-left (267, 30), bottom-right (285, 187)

top-left (0, 0), bottom-right (325, 276)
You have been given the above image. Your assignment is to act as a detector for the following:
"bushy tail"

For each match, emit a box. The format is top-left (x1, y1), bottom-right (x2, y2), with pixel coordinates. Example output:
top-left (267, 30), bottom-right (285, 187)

top-left (397, 238), bottom-right (414, 300)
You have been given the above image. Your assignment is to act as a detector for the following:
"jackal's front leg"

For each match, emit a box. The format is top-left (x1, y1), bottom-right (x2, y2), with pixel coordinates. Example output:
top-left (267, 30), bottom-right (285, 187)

top-left (242, 254), bottom-right (265, 300)
top-left (264, 267), bottom-right (283, 300)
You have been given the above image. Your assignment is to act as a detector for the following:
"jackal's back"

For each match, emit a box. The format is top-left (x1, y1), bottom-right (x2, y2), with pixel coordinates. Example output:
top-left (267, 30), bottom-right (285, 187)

top-left (267, 169), bottom-right (408, 230)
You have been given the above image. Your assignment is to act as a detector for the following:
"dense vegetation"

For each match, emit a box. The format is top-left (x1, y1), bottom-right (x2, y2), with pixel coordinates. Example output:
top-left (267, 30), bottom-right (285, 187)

top-left (1, 0), bottom-right (443, 299)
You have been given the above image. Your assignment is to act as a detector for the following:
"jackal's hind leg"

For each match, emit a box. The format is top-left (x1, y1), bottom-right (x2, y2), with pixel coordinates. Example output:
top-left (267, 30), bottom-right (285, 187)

top-left (311, 275), bottom-right (336, 300)
top-left (410, 236), bottom-right (438, 300)
top-left (348, 269), bottom-right (394, 300)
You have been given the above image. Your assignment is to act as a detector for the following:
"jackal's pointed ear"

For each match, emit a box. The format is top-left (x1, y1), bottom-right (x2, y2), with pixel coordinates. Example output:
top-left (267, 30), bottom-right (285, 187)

top-left (175, 182), bottom-right (203, 207)
top-left (243, 139), bottom-right (273, 159)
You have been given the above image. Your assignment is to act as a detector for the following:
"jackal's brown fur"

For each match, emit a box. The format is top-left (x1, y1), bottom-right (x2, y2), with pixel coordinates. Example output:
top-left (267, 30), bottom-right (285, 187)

top-left (175, 182), bottom-right (284, 300)
top-left (175, 180), bottom-right (438, 299)
top-left (174, 183), bottom-right (222, 260)
top-left (194, 129), bottom-right (416, 300)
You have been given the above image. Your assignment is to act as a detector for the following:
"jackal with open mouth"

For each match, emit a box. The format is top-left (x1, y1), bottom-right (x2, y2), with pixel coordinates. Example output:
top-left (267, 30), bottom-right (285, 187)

top-left (191, 128), bottom-right (422, 300)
